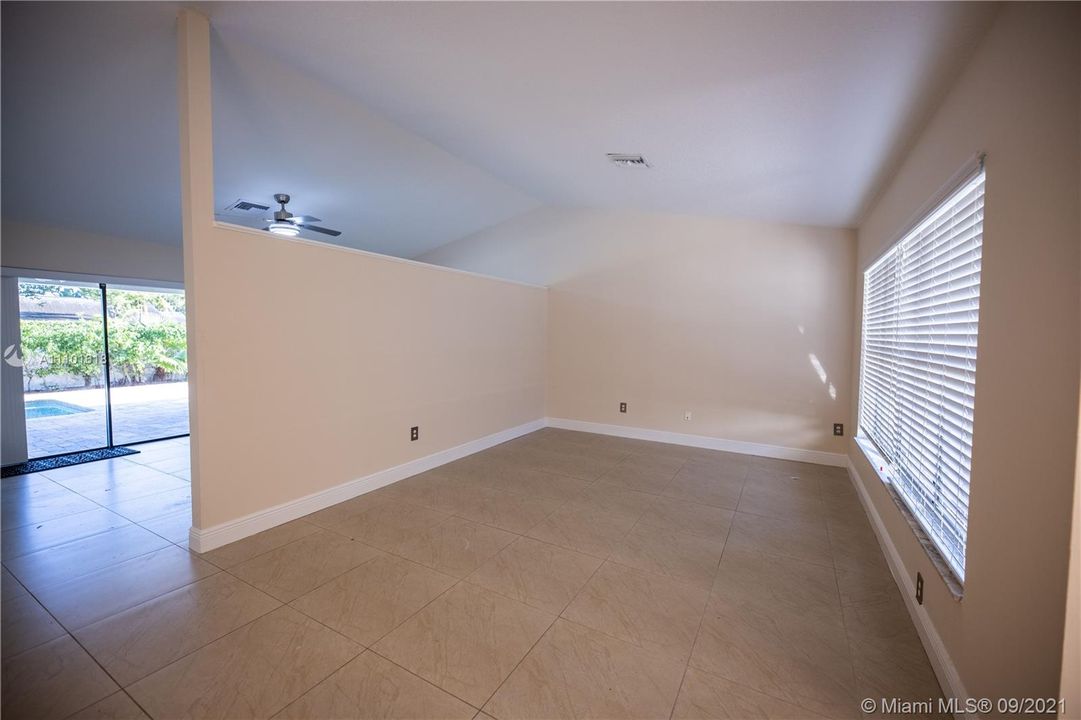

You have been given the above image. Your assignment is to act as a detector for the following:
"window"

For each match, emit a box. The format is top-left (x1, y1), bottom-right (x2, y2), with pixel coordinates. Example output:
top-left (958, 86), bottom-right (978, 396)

top-left (858, 166), bottom-right (985, 582)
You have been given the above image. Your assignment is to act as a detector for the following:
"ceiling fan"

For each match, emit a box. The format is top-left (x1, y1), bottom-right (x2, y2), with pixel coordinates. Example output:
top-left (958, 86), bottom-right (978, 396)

top-left (264, 194), bottom-right (341, 237)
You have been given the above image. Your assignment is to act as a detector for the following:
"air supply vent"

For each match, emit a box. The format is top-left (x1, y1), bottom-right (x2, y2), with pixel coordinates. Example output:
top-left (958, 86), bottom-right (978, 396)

top-left (607, 154), bottom-right (650, 168)
top-left (220, 199), bottom-right (271, 217)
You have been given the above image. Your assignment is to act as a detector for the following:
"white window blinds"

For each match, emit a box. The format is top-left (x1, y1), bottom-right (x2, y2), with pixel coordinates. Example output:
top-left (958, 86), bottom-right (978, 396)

top-left (858, 167), bottom-right (985, 582)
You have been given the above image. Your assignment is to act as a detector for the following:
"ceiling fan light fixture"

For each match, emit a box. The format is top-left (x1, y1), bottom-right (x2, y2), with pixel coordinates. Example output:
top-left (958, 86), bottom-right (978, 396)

top-left (268, 221), bottom-right (299, 237)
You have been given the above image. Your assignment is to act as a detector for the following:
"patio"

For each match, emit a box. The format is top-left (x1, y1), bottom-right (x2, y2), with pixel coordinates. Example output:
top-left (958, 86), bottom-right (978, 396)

top-left (24, 382), bottom-right (189, 458)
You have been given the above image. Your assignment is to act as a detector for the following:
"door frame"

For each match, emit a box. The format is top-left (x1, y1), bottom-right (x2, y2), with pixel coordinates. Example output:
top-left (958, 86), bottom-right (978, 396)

top-left (5, 270), bottom-right (190, 462)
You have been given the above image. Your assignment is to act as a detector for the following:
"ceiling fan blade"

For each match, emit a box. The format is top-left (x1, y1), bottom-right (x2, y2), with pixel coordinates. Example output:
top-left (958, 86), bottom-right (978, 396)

top-left (297, 223), bottom-right (342, 237)
top-left (289, 215), bottom-right (322, 224)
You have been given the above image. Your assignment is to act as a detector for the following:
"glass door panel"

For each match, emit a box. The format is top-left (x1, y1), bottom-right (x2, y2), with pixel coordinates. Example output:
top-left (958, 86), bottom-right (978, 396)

top-left (18, 280), bottom-right (109, 458)
top-left (105, 286), bottom-right (189, 445)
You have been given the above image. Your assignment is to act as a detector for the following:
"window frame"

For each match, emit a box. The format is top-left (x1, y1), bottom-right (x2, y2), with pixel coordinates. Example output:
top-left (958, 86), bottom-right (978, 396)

top-left (855, 156), bottom-right (985, 591)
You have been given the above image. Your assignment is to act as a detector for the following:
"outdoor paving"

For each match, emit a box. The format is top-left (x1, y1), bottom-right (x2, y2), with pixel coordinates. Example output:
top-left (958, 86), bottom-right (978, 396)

top-left (24, 383), bottom-right (189, 458)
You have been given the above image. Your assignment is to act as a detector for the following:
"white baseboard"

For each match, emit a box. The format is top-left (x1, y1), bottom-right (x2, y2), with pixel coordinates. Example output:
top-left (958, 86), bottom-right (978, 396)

top-left (545, 417), bottom-right (847, 467)
top-left (189, 418), bottom-right (545, 553)
top-left (189, 416), bottom-right (845, 553)
top-left (845, 457), bottom-right (971, 718)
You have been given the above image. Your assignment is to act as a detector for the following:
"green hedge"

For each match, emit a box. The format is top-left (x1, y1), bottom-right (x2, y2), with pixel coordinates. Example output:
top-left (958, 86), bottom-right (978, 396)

top-left (19, 287), bottom-right (188, 391)
top-left (21, 318), bottom-right (187, 390)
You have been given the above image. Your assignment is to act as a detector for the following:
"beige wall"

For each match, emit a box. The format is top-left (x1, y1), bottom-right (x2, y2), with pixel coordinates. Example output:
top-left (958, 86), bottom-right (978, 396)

top-left (178, 10), bottom-right (545, 530)
top-left (422, 207), bottom-right (855, 456)
top-left (849, 2), bottom-right (1080, 700)
top-left (189, 224), bottom-right (546, 528)
top-left (1, 220), bottom-right (183, 284)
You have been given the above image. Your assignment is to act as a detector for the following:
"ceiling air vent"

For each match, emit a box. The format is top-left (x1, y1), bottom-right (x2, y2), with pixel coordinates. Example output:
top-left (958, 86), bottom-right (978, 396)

top-left (607, 153), bottom-right (650, 168)
top-left (219, 199), bottom-right (271, 217)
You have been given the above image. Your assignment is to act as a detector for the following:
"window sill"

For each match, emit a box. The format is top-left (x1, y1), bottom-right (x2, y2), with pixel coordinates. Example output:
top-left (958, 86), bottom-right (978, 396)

top-left (854, 436), bottom-right (965, 602)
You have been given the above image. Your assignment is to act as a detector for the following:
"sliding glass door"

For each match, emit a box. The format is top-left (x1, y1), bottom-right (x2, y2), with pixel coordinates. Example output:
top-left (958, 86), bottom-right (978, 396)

top-left (106, 287), bottom-right (189, 445)
top-left (17, 280), bottom-right (110, 457)
top-left (16, 278), bottom-right (189, 459)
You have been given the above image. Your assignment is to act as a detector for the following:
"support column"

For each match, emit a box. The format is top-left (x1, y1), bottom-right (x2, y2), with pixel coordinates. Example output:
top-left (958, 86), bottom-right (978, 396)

top-left (177, 9), bottom-right (214, 534)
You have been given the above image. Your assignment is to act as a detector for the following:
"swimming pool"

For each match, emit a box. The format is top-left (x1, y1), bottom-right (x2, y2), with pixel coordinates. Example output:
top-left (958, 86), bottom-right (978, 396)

top-left (25, 399), bottom-right (93, 419)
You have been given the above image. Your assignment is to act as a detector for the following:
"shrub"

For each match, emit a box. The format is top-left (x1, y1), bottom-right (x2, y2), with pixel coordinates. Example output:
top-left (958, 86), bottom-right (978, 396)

top-left (18, 287), bottom-right (187, 390)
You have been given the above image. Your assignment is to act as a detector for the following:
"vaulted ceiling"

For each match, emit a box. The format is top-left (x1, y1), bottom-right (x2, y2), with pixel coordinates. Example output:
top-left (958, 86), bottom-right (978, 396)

top-left (2, 1), bottom-right (996, 258)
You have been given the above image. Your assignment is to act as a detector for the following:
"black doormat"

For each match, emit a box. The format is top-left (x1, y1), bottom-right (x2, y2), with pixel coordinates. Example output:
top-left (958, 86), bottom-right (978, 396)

top-left (1, 447), bottom-right (139, 478)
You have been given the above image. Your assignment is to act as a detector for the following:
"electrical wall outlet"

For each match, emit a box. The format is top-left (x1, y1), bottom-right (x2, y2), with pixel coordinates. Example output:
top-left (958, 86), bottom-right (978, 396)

top-left (410, 426), bottom-right (419, 442)
top-left (916, 572), bottom-right (924, 605)
top-left (833, 423), bottom-right (844, 436)
top-left (683, 411), bottom-right (692, 421)
top-left (619, 402), bottom-right (627, 413)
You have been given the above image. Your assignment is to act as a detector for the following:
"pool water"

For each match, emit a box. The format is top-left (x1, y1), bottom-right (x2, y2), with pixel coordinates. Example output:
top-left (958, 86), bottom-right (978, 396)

top-left (25, 399), bottom-right (93, 419)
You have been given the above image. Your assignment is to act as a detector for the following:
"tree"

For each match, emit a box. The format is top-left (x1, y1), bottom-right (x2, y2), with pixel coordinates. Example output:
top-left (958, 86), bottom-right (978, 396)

top-left (17, 286), bottom-right (188, 391)
top-left (19, 319), bottom-right (103, 388)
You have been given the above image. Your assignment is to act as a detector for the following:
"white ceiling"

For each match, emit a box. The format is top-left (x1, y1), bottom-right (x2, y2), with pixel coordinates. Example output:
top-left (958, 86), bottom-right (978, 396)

top-left (209, 32), bottom-right (538, 257)
top-left (2, 2), bottom-right (183, 246)
top-left (3, 2), bottom-right (996, 259)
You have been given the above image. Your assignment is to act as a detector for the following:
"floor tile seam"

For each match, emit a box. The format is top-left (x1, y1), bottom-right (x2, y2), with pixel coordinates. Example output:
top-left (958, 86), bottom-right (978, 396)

top-left (52, 555), bottom-right (226, 635)
top-left (357, 570), bottom-right (509, 710)
top-left (211, 519), bottom-right (366, 571)
top-left (738, 482), bottom-right (829, 506)
top-left (728, 504), bottom-right (832, 532)
top-left (521, 528), bottom-right (612, 562)
top-left (16, 609), bottom-right (127, 714)
top-left (289, 555), bottom-right (467, 657)
top-left (57, 471), bottom-right (188, 510)
top-left (362, 644), bottom-right (484, 714)
top-left (46, 476), bottom-right (193, 530)
top-left (622, 514), bottom-right (729, 551)
top-left (725, 537), bottom-right (839, 570)
top-left (288, 549), bottom-right (467, 626)
top-left (683, 640), bottom-right (847, 716)
top-left (444, 511), bottom-right (536, 539)
top-left (128, 454), bottom-right (191, 464)
top-left (826, 518), bottom-right (881, 700)
top-left (108, 498), bottom-right (196, 528)
top-left (0, 574), bottom-right (75, 661)
top-left (1, 509), bottom-right (141, 563)
top-left (633, 511), bottom-right (735, 544)
top-left (376, 492), bottom-right (532, 533)
top-left (475, 573), bottom-right (587, 714)
top-left (133, 515), bottom-right (196, 551)
top-left (684, 660), bottom-right (845, 718)
top-left (119, 687), bottom-right (156, 720)
top-left (1, 492), bottom-right (113, 534)
top-left (318, 646), bottom-right (492, 718)
top-left (464, 480), bottom-right (594, 510)
top-left (456, 571), bottom-right (568, 618)
top-left (515, 462), bottom-right (611, 484)
top-left (4, 539), bottom-right (203, 608)
top-left (77, 582), bottom-right (285, 691)
top-left (224, 537), bottom-right (389, 604)
top-left (77, 481), bottom-right (191, 508)
top-left (257, 633), bottom-right (366, 719)
top-left (653, 485), bottom-right (744, 513)
top-left (457, 533), bottom-right (610, 612)
top-left (595, 556), bottom-right (717, 608)
top-left (556, 580), bottom-right (705, 671)
top-left (715, 512), bottom-right (863, 709)
top-left (667, 565), bottom-right (713, 720)
top-left (53, 461), bottom-right (190, 481)
top-left (363, 520), bottom-right (526, 582)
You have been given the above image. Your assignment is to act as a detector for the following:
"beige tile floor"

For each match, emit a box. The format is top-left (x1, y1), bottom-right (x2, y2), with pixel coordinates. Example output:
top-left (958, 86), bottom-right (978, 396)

top-left (1, 429), bottom-right (945, 719)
